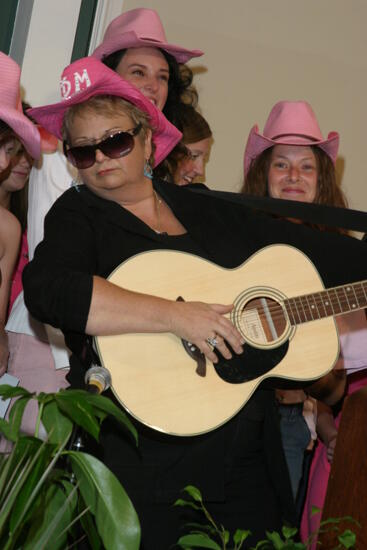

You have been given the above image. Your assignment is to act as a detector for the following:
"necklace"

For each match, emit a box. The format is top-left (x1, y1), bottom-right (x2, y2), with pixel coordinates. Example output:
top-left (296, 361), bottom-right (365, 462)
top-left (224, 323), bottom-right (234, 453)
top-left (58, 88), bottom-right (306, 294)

top-left (153, 190), bottom-right (163, 234)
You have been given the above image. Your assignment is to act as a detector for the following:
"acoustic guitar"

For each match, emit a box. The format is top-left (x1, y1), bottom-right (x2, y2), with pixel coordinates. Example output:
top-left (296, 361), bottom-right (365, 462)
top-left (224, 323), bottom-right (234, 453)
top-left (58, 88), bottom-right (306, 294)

top-left (96, 244), bottom-right (366, 436)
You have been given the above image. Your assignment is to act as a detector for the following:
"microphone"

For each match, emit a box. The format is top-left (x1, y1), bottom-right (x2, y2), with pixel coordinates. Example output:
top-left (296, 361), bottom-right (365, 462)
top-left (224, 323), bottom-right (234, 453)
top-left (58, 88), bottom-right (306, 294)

top-left (67, 366), bottom-right (112, 474)
top-left (84, 365), bottom-right (112, 394)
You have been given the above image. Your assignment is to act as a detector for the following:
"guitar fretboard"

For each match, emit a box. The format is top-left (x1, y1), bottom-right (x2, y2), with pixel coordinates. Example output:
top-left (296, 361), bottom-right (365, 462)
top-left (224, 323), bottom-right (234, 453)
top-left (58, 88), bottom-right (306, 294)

top-left (284, 281), bottom-right (367, 325)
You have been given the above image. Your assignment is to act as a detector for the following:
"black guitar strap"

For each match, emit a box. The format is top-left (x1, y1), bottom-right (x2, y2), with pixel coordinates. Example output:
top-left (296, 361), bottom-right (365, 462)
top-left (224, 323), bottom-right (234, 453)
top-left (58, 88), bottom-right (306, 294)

top-left (189, 187), bottom-right (367, 234)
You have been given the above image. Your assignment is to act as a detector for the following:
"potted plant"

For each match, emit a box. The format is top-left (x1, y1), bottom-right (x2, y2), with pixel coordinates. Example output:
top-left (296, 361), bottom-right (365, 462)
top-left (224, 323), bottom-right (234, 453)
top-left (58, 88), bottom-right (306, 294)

top-left (175, 486), bottom-right (358, 550)
top-left (0, 385), bottom-right (140, 549)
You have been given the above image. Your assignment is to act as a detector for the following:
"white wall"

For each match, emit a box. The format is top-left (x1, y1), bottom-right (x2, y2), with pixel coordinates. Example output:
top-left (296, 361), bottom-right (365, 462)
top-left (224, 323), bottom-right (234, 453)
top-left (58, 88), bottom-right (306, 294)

top-left (122, 0), bottom-right (367, 213)
top-left (19, 0), bottom-right (367, 213)
top-left (21, 0), bottom-right (81, 105)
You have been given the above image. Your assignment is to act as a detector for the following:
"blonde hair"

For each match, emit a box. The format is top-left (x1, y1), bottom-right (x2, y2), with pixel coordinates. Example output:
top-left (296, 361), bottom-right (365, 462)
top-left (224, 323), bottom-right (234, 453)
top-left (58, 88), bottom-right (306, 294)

top-left (62, 95), bottom-right (155, 163)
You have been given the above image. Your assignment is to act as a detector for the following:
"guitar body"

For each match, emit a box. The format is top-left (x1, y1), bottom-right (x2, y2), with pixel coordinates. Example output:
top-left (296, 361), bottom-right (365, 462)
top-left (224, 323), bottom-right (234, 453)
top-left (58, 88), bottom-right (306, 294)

top-left (96, 244), bottom-right (339, 436)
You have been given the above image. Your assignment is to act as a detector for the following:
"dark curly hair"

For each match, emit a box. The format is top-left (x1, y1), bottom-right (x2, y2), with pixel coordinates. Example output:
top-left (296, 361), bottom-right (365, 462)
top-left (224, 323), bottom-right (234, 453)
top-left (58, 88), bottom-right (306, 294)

top-left (101, 48), bottom-right (197, 126)
top-left (102, 48), bottom-right (200, 181)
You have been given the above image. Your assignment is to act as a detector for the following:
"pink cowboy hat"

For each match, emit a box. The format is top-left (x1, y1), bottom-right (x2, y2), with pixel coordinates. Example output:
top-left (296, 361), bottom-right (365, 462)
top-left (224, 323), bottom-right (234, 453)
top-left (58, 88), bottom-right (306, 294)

top-left (28, 57), bottom-right (182, 167)
top-left (92, 8), bottom-right (203, 64)
top-left (243, 101), bottom-right (339, 176)
top-left (0, 53), bottom-right (41, 159)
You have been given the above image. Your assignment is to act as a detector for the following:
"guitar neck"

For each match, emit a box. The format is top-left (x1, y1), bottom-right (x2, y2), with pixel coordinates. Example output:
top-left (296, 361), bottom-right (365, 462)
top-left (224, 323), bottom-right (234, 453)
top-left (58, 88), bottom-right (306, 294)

top-left (284, 280), bottom-right (367, 326)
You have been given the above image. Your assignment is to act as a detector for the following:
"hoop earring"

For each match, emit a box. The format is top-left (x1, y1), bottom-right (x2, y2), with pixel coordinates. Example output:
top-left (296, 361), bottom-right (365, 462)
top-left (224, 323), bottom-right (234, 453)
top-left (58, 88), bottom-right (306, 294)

top-left (144, 160), bottom-right (153, 180)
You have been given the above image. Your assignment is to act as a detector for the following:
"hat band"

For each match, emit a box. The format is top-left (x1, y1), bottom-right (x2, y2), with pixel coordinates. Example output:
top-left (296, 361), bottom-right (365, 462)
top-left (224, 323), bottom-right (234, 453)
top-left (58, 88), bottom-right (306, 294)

top-left (271, 133), bottom-right (320, 143)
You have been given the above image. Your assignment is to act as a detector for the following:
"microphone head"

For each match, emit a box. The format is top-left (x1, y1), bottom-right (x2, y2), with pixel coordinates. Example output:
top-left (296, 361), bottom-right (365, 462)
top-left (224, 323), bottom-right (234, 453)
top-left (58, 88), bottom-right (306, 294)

top-left (84, 365), bottom-right (112, 392)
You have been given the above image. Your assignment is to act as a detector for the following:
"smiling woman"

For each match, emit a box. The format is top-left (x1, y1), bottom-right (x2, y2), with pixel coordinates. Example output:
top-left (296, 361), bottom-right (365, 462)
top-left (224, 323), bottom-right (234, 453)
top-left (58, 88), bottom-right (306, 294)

top-left (174, 105), bottom-right (212, 186)
top-left (267, 145), bottom-right (318, 203)
top-left (241, 101), bottom-right (346, 504)
top-left (242, 100), bottom-right (347, 226)
top-left (113, 47), bottom-right (169, 111)
top-left (158, 103), bottom-right (212, 185)
top-left (241, 101), bottom-right (367, 545)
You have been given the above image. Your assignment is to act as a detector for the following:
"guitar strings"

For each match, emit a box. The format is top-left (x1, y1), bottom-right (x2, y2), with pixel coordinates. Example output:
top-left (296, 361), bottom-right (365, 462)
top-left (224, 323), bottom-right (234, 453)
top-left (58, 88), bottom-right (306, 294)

top-left (231, 297), bottom-right (367, 322)
top-left (230, 288), bottom-right (367, 317)
top-left (231, 289), bottom-right (367, 325)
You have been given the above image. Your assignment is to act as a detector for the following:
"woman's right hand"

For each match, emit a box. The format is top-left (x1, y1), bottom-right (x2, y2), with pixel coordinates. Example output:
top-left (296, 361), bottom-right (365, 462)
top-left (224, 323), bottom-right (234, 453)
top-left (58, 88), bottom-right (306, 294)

top-left (167, 300), bottom-right (244, 364)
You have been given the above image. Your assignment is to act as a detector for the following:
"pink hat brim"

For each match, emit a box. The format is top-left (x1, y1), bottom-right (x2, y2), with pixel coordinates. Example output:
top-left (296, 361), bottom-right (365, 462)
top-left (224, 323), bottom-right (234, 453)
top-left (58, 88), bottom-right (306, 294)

top-left (0, 106), bottom-right (41, 160)
top-left (92, 30), bottom-right (203, 64)
top-left (28, 69), bottom-right (181, 167)
top-left (244, 125), bottom-right (339, 176)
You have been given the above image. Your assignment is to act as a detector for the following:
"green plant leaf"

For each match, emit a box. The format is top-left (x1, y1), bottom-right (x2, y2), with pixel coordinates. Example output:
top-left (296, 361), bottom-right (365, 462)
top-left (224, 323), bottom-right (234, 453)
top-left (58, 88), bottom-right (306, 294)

top-left (182, 485), bottom-right (203, 503)
top-left (233, 529), bottom-right (252, 544)
top-left (42, 400), bottom-right (73, 445)
top-left (281, 526), bottom-right (298, 539)
top-left (184, 522), bottom-right (218, 536)
top-left (338, 529), bottom-right (356, 549)
top-left (0, 385), bottom-right (33, 399)
top-left (174, 498), bottom-right (201, 511)
top-left (73, 391), bottom-right (138, 445)
top-left (67, 451), bottom-right (140, 549)
top-left (320, 515), bottom-right (359, 527)
top-left (54, 392), bottom-right (100, 441)
top-left (78, 495), bottom-right (103, 550)
top-left (0, 438), bottom-right (55, 545)
top-left (36, 392), bottom-right (56, 405)
top-left (177, 533), bottom-right (222, 549)
top-left (0, 396), bottom-right (32, 443)
top-left (22, 481), bottom-right (77, 549)
top-left (311, 505), bottom-right (321, 517)
top-left (265, 530), bottom-right (284, 549)
top-left (0, 452), bottom-right (32, 534)
top-left (9, 439), bottom-right (55, 534)
top-left (7, 396), bottom-right (32, 441)
top-left (0, 418), bottom-right (14, 441)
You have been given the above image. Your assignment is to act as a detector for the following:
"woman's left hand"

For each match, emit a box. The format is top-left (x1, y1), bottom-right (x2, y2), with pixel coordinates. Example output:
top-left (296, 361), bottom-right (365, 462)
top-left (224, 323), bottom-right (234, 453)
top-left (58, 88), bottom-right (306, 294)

top-left (326, 433), bottom-right (338, 463)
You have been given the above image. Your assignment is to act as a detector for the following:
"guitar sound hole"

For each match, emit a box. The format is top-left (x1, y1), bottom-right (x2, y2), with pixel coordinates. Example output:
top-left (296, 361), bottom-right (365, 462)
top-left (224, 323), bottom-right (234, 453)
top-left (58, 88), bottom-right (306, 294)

top-left (237, 297), bottom-right (287, 345)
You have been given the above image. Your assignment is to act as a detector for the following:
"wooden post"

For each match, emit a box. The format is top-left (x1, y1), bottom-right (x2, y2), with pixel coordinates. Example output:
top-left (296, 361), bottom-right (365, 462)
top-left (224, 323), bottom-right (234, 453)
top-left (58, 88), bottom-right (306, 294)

top-left (318, 386), bottom-right (367, 547)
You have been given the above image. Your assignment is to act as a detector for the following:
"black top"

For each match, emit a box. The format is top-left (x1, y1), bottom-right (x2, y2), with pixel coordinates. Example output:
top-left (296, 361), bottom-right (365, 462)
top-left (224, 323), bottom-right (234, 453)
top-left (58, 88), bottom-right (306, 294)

top-left (23, 180), bottom-right (367, 547)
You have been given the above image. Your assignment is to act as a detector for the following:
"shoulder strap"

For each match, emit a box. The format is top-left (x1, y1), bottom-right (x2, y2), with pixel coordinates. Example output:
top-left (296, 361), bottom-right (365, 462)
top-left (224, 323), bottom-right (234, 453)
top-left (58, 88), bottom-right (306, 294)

top-left (188, 188), bottom-right (367, 233)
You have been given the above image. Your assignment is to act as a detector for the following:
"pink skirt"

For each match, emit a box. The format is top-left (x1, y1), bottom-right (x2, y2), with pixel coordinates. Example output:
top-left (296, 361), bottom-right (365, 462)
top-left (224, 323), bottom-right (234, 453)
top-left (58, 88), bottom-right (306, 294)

top-left (0, 332), bottom-right (69, 452)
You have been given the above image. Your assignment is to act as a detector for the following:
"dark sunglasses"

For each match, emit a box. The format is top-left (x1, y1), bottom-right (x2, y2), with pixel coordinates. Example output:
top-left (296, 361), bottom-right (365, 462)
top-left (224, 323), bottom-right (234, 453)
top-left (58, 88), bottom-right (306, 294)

top-left (63, 123), bottom-right (142, 169)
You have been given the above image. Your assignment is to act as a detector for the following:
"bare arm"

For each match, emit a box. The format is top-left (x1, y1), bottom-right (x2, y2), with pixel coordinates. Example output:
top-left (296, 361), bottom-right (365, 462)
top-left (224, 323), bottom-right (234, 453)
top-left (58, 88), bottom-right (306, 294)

top-left (0, 208), bottom-right (21, 374)
top-left (86, 275), bottom-right (244, 364)
top-left (316, 400), bottom-right (338, 463)
top-left (306, 368), bottom-right (346, 406)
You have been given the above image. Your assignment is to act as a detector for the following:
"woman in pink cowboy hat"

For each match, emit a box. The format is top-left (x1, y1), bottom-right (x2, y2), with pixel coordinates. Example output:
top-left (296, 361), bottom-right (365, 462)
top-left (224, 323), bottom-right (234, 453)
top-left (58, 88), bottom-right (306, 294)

top-left (93, 8), bottom-right (209, 186)
top-left (0, 53), bottom-right (40, 175)
top-left (242, 100), bottom-right (367, 546)
top-left (0, 53), bottom-right (41, 380)
top-left (93, 7), bottom-right (202, 127)
top-left (5, 7), bottom-right (204, 446)
top-left (23, 57), bottom-right (367, 547)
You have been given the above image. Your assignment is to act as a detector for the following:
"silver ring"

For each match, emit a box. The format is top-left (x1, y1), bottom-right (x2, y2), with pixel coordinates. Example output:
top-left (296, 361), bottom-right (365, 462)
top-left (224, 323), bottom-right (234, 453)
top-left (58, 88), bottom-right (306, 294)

top-left (206, 336), bottom-right (218, 347)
